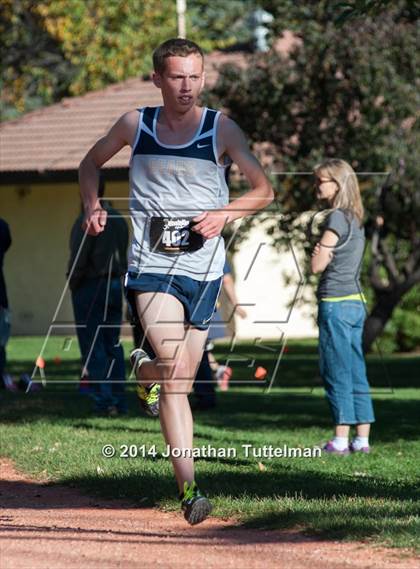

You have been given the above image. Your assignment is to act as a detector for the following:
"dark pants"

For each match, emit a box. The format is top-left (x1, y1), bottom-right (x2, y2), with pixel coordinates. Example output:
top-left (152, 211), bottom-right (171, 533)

top-left (0, 307), bottom-right (10, 378)
top-left (72, 277), bottom-right (126, 412)
top-left (194, 350), bottom-right (216, 406)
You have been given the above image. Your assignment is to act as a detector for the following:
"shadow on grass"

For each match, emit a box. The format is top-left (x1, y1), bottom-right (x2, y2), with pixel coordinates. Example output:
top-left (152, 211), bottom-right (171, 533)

top-left (3, 457), bottom-right (417, 510)
top-left (1, 388), bottom-right (419, 444)
top-left (7, 352), bottom-right (420, 390)
top-left (213, 343), bottom-right (420, 389)
top-left (195, 392), bottom-right (420, 444)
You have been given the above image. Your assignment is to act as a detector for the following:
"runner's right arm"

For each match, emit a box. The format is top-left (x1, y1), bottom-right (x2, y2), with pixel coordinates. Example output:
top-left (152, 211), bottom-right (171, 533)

top-left (78, 111), bottom-right (138, 235)
top-left (192, 116), bottom-right (274, 239)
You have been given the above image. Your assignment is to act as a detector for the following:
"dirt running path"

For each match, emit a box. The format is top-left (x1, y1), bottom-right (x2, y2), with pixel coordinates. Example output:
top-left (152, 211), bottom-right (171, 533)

top-left (0, 459), bottom-right (416, 569)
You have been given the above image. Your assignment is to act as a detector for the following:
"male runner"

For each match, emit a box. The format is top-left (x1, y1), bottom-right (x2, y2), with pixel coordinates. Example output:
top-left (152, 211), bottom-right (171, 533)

top-left (79, 38), bottom-right (273, 525)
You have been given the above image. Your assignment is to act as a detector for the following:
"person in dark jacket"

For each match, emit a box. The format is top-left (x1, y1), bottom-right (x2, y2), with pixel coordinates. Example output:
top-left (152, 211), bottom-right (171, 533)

top-left (68, 180), bottom-right (129, 416)
top-left (0, 218), bottom-right (12, 387)
top-left (192, 259), bottom-right (247, 410)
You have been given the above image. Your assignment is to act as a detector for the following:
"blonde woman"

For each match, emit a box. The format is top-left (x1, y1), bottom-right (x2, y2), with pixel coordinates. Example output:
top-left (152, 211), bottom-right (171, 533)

top-left (311, 159), bottom-right (375, 455)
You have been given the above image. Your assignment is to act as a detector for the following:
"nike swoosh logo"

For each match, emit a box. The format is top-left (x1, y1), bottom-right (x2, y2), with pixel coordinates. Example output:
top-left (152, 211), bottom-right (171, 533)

top-left (197, 143), bottom-right (210, 149)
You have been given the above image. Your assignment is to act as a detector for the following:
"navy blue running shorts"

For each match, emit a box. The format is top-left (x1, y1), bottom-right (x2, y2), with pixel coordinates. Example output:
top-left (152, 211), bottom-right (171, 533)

top-left (125, 272), bottom-right (222, 331)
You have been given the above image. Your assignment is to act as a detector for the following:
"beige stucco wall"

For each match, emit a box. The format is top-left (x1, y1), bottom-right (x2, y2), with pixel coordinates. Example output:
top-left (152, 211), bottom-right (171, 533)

top-left (2, 181), bottom-right (131, 335)
top-left (233, 224), bottom-right (318, 339)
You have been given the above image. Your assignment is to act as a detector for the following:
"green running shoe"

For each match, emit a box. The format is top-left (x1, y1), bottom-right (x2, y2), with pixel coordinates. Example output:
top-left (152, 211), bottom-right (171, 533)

top-left (180, 481), bottom-right (212, 525)
top-left (130, 348), bottom-right (160, 417)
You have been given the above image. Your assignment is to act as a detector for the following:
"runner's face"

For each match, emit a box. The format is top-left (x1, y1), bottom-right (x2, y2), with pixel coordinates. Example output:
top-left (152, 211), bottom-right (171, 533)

top-left (153, 54), bottom-right (204, 112)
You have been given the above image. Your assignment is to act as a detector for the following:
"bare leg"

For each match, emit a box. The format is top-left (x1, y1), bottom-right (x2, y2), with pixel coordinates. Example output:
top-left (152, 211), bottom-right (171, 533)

top-left (335, 425), bottom-right (350, 438)
top-left (355, 423), bottom-right (371, 437)
top-left (136, 358), bottom-right (167, 386)
top-left (135, 292), bottom-right (208, 493)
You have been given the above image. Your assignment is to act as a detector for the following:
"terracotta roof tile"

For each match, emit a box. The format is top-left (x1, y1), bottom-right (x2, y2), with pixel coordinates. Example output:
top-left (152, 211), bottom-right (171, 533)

top-left (0, 52), bottom-right (246, 174)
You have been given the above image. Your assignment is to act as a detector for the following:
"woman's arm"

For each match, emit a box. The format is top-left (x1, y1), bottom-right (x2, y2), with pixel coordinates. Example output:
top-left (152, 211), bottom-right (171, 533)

top-left (311, 229), bottom-right (339, 274)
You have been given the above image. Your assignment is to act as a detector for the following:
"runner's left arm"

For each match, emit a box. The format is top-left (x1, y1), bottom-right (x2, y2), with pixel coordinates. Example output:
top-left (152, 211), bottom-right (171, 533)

top-left (192, 117), bottom-right (274, 239)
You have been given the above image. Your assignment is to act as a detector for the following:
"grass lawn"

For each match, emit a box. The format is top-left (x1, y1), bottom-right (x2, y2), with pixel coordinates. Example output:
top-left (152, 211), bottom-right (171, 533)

top-left (1, 336), bottom-right (419, 550)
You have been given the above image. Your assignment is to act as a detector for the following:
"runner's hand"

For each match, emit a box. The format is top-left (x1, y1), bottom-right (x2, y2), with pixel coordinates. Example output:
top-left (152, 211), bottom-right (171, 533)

top-left (192, 211), bottom-right (230, 239)
top-left (83, 207), bottom-right (107, 235)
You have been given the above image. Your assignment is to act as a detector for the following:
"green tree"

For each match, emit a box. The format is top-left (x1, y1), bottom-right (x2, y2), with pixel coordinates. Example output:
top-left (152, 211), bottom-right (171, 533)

top-left (0, 0), bottom-right (73, 119)
top-left (36, 0), bottom-right (177, 94)
top-left (1, 0), bottom-right (257, 120)
top-left (1, 0), bottom-right (177, 119)
top-left (205, 1), bottom-right (419, 351)
top-left (188, 0), bottom-right (254, 51)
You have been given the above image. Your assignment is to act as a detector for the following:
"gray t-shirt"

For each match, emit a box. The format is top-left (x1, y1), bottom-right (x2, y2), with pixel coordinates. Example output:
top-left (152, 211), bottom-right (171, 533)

top-left (317, 209), bottom-right (365, 299)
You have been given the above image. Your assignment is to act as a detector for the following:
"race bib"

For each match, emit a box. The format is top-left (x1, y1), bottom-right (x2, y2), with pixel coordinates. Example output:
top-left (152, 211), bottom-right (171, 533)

top-left (149, 217), bottom-right (204, 254)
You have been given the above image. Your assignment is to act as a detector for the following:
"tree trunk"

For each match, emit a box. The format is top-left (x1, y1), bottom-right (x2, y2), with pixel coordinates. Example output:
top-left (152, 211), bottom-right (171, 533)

top-left (363, 289), bottom-right (403, 352)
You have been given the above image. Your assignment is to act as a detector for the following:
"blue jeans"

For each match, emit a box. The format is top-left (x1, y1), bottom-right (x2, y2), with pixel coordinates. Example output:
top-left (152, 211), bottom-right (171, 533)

top-left (72, 277), bottom-right (126, 412)
top-left (318, 301), bottom-right (375, 425)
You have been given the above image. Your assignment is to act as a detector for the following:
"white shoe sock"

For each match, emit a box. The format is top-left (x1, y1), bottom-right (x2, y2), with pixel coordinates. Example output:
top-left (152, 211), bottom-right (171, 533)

top-left (332, 436), bottom-right (349, 451)
top-left (352, 436), bottom-right (369, 450)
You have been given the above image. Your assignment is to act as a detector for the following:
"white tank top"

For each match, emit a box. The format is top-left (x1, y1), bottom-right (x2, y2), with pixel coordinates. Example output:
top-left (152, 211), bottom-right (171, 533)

top-left (128, 106), bottom-right (230, 281)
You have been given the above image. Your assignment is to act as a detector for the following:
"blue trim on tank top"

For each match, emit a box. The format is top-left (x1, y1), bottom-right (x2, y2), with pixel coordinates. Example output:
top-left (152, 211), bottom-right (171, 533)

top-left (132, 106), bottom-right (218, 163)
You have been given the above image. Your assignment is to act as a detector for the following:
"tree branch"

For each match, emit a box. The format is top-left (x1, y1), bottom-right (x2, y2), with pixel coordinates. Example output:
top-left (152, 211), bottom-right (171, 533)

top-left (403, 240), bottom-right (420, 276)
top-left (379, 238), bottom-right (400, 283)
top-left (402, 266), bottom-right (420, 292)
top-left (368, 258), bottom-right (389, 292)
